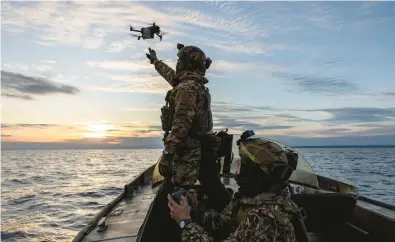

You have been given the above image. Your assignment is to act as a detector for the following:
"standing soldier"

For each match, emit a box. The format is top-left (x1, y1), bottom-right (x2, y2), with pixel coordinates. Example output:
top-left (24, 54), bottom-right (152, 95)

top-left (146, 44), bottom-right (213, 189)
top-left (145, 44), bottom-right (233, 242)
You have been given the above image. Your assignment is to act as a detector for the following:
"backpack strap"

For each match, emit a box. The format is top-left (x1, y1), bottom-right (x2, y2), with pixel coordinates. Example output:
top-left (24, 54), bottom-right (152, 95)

top-left (286, 200), bottom-right (309, 242)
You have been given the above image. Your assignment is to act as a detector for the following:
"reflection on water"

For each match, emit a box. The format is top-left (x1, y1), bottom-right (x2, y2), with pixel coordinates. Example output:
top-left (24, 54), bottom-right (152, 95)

top-left (1, 149), bottom-right (161, 242)
top-left (1, 148), bottom-right (394, 241)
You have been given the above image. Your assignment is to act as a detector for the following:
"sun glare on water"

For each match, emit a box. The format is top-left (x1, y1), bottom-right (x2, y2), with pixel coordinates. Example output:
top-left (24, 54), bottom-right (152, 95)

top-left (82, 124), bottom-right (113, 138)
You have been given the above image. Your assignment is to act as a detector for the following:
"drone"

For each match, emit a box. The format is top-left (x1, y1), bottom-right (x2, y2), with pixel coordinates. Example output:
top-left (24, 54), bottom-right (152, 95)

top-left (129, 22), bottom-right (164, 41)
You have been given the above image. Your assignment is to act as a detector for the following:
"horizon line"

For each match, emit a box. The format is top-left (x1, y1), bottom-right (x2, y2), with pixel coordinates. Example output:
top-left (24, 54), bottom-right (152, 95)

top-left (2, 144), bottom-right (395, 151)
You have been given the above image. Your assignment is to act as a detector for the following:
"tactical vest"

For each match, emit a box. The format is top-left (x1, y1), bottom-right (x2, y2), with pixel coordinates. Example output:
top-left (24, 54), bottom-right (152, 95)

top-left (160, 78), bottom-right (213, 138)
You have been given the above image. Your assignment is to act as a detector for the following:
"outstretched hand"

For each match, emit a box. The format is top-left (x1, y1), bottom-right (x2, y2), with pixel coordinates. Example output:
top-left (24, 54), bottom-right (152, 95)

top-left (146, 47), bottom-right (158, 64)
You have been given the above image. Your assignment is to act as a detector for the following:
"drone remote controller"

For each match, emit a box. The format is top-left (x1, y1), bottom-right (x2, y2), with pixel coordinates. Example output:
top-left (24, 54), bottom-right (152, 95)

top-left (171, 187), bottom-right (187, 204)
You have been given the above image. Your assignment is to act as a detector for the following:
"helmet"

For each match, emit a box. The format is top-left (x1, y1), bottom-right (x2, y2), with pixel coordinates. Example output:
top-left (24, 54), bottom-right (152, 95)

top-left (235, 130), bottom-right (298, 196)
top-left (176, 45), bottom-right (207, 76)
top-left (239, 138), bottom-right (288, 173)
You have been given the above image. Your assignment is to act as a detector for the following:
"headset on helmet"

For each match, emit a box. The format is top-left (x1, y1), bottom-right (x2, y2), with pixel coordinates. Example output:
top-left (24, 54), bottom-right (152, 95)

top-left (236, 130), bottom-right (298, 184)
top-left (177, 43), bottom-right (212, 70)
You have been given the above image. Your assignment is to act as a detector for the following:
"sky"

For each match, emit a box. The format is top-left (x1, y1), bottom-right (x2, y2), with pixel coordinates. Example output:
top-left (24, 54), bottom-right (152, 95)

top-left (1, 1), bottom-right (395, 149)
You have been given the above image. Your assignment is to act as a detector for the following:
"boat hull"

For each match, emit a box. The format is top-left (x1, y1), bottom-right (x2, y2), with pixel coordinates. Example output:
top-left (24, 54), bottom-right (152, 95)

top-left (73, 161), bottom-right (395, 242)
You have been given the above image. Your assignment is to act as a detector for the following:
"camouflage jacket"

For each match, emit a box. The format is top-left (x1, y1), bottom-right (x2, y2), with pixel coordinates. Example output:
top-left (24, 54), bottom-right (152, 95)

top-left (182, 191), bottom-right (297, 242)
top-left (154, 60), bottom-right (213, 154)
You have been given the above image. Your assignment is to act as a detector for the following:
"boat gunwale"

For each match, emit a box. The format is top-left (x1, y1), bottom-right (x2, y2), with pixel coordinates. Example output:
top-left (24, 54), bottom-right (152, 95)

top-left (72, 164), bottom-right (156, 242)
top-left (357, 195), bottom-right (395, 211)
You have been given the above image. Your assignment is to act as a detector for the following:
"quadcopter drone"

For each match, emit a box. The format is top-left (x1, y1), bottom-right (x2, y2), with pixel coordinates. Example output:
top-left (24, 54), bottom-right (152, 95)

top-left (129, 22), bottom-right (164, 41)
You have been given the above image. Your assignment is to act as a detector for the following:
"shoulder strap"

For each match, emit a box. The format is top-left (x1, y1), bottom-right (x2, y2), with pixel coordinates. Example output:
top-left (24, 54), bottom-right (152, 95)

top-left (286, 200), bottom-right (309, 242)
top-left (164, 89), bottom-right (172, 106)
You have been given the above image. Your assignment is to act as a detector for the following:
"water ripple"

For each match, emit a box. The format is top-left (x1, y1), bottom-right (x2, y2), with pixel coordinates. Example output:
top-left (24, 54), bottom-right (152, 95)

top-left (1, 148), bottom-right (394, 241)
top-left (1, 149), bottom-right (161, 242)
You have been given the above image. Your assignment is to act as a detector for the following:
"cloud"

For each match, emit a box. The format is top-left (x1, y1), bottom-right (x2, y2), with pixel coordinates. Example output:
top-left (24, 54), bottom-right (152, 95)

top-left (106, 39), bottom-right (175, 53)
top-left (211, 61), bottom-right (283, 74)
top-left (214, 114), bottom-right (294, 132)
top-left (0, 1), bottom-right (287, 59)
top-left (165, 6), bottom-right (264, 37)
top-left (91, 75), bottom-right (170, 94)
top-left (197, 35), bottom-right (287, 55)
top-left (212, 102), bottom-right (273, 114)
top-left (1, 93), bottom-right (34, 101)
top-left (2, 61), bottom-right (65, 81)
top-left (273, 72), bottom-right (358, 94)
top-left (120, 108), bottom-right (158, 112)
top-left (40, 60), bottom-right (56, 64)
top-left (209, 102), bottom-right (395, 138)
top-left (316, 107), bottom-right (395, 123)
top-left (86, 60), bottom-right (152, 72)
top-left (1, 1), bottom-right (263, 49)
top-left (1, 70), bottom-right (80, 100)
top-left (213, 102), bottom-right (395, 125)
top-left (2, 123), bottom-right (59, 129)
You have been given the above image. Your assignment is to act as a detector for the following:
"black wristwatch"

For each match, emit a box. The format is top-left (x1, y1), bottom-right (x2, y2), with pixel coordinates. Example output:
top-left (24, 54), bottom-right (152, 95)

top-left (179, 218), bottom-right (192, 229)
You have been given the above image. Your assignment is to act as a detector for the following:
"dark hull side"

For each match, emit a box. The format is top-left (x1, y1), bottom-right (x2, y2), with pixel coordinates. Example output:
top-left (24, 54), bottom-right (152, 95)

top-left (73, 164), bottom-right (395, 242)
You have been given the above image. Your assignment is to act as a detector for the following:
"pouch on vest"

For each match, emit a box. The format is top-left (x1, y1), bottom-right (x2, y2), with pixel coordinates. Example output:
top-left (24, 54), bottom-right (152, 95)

top-left (160, 90), bottom-right (173, 132)
top-left (158, 154), bottom-right (174, 177)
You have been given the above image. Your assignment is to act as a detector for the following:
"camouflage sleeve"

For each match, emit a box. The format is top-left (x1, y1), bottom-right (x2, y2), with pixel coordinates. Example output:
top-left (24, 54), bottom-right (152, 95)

top-left (153, 60), bottom-right (178, 87)
top-left (164, 82), bottom-right (197, 154)
top-left (224, 207), bottom-right (297, 242)
top-left (198, 209), bottom-right (233, 240)
top-left (181, 222), bottom-right (214, 242)
top-left (181, 210), bottom-right (274, 242)
top-left (190, 201), bottom-right (235, 240)
top-left (184, 205), bottom-right (296, 242)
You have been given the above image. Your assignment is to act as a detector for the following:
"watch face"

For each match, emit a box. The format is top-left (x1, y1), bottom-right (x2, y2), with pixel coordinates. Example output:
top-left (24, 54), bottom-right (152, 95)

top-left (180, 220), bottom-right (185, 228)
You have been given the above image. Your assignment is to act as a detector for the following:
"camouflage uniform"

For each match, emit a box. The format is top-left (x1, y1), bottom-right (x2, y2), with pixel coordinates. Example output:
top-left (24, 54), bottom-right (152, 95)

top-left (184, 190), bottom-right (297, 242)
top-left (181, 137), bottom-right (299, 242)
top-left (153, 45), bottom-right (213, 188)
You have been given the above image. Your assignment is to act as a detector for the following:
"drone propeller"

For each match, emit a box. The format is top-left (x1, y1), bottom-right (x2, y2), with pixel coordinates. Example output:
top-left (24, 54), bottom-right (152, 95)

top-left (128, 33), bottom-right (140, 38)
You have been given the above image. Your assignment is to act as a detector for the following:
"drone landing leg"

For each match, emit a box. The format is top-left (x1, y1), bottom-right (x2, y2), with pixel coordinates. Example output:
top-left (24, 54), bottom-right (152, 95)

top-left (156, 33), bottom-right (162, 41)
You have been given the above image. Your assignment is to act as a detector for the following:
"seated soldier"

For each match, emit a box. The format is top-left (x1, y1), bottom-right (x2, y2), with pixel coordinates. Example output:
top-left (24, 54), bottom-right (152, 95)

top-left (167, 132), bottom-right (306, 242)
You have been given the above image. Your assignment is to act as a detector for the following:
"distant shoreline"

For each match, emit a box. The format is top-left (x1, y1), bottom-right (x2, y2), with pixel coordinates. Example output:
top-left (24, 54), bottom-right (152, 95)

top-left (1, 145), bottom-right (395, 151)
top-left (294, 145), bottom-right (395, 148)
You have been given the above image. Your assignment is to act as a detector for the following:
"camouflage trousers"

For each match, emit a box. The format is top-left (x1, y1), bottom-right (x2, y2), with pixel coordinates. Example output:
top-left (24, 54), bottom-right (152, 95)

top-left (171, 145), bottom-right (201, 188)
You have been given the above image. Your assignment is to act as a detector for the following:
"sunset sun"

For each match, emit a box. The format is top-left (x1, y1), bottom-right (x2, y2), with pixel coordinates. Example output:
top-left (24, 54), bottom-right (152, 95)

top-left (82, 124), bottom-right (113, 138)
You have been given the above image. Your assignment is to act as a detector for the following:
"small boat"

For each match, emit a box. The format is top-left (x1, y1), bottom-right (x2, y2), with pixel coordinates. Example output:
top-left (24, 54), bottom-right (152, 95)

top-left (72, 136), bottom-right (395, 242)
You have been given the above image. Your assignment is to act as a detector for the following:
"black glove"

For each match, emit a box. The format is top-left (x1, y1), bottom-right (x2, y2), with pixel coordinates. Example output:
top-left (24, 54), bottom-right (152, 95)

top-left (146, 47), bottom-right (158, 64)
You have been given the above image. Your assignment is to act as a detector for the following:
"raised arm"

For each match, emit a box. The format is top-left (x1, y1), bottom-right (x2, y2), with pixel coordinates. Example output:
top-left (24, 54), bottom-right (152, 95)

top-left (146, 47), bottom-right (178, 87)
top-left (153, 60), bottom-right (178, 87)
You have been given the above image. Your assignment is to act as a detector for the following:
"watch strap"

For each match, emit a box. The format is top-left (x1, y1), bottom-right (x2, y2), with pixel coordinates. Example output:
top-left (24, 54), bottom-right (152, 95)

top-left (180, 218), bottom-right (192, 229)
